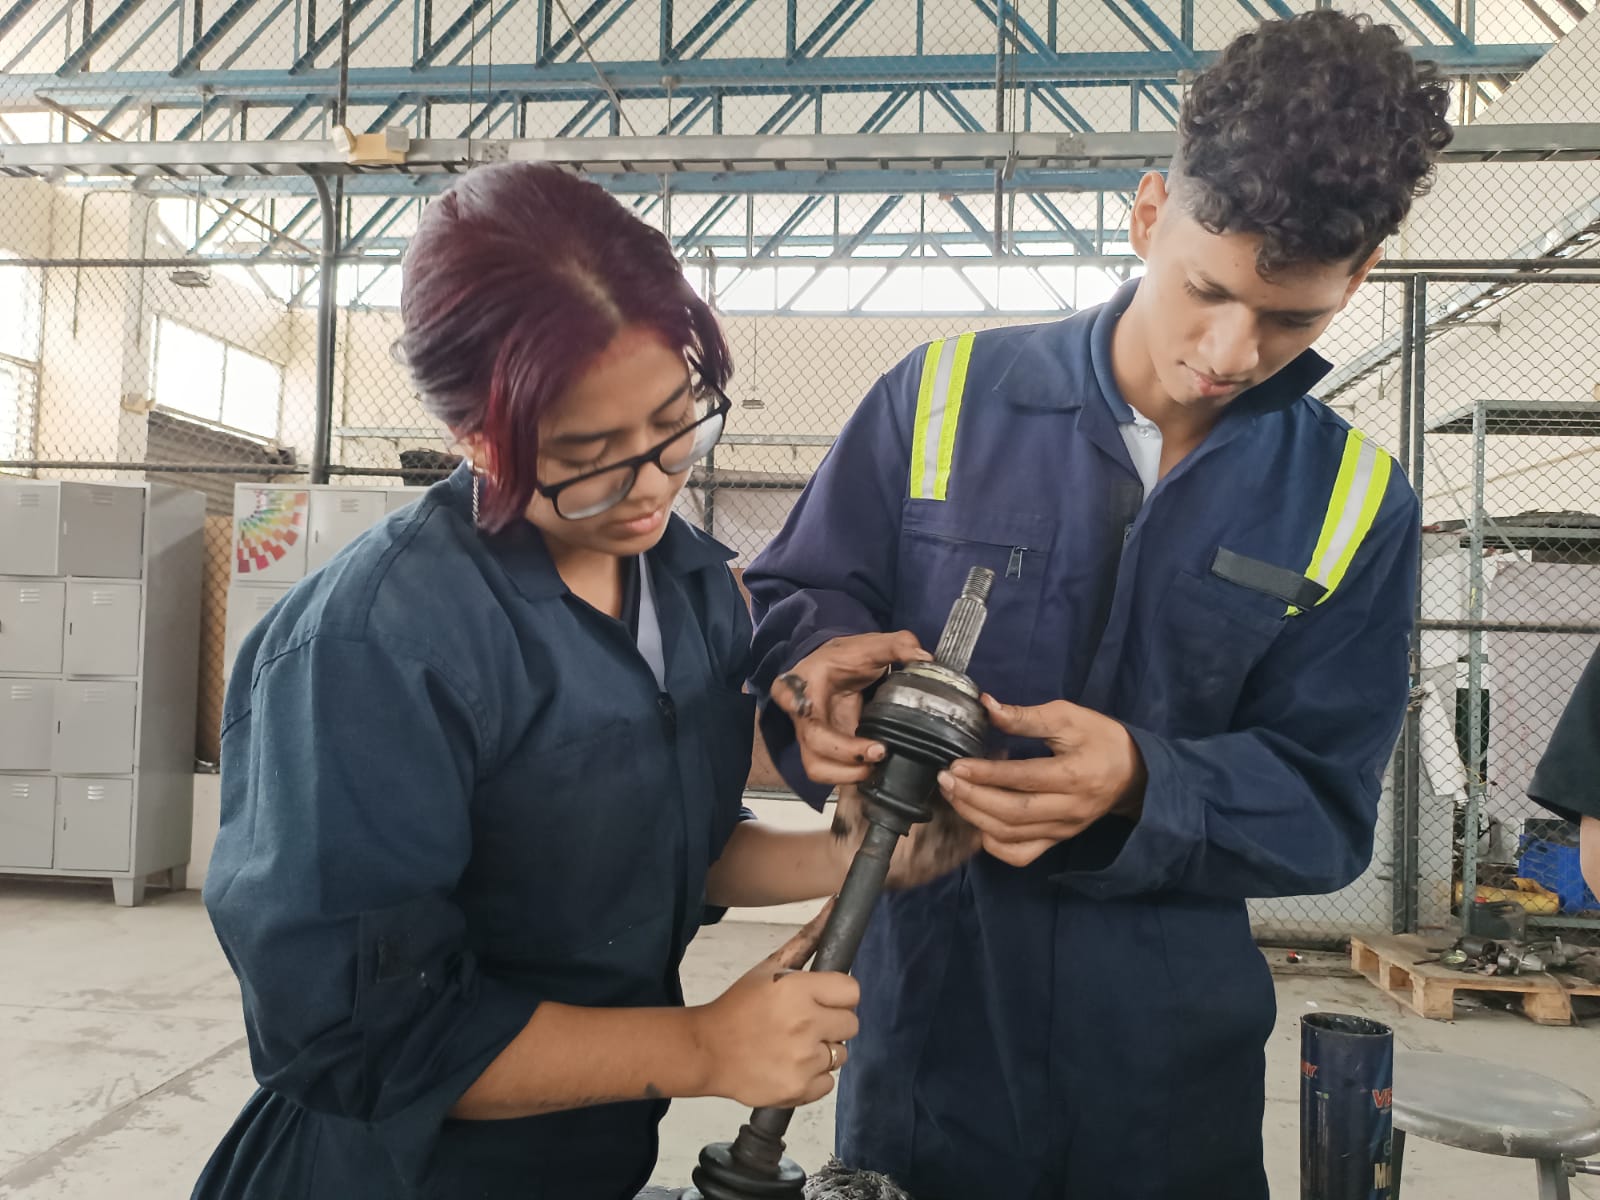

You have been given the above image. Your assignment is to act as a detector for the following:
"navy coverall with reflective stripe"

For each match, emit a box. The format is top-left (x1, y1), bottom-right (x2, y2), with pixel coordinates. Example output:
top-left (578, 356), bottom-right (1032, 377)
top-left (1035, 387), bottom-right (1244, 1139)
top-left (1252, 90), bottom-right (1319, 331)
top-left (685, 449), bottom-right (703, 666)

top-left (745, 282), bottom-right (1419, 1200)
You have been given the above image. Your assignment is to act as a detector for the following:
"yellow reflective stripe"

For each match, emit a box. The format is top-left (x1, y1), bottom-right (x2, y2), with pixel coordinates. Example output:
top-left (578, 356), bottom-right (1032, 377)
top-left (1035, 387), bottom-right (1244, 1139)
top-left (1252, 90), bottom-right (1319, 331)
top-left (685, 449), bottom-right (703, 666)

top-left (1318, 447), bottom-right (1391, 602)
top-left (908, 332), bottom-right (977, 501)
top-left (1304, 432), bottom-right (1366, 588)
top-left (932, 333), bottom-right (976, 501)
top-left (1291, 428), bottom-right (1394, 614)
top-left (909, 339), bottom-right (945, 499)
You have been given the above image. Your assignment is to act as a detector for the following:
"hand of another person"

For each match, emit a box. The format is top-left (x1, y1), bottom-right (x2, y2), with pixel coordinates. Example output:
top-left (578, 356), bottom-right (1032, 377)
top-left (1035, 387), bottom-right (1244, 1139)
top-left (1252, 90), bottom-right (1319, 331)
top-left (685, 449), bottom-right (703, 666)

top-left (691, 900), bottom-right (859, 1108)
top-left (830, 785), bottom-right (981, 890)
top-left (938, 696), bottom-right (1148, 868)
top-left (770, 632), bottom-right (932, 787)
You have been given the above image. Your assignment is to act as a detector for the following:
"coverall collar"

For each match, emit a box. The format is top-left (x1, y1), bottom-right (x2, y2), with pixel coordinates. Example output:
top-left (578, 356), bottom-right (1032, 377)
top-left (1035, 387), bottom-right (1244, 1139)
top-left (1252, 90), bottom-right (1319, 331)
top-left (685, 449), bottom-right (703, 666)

top-left (441, 461), bottom-right (733, 602)
top-left (996, 278), bottom-right (1333, 420)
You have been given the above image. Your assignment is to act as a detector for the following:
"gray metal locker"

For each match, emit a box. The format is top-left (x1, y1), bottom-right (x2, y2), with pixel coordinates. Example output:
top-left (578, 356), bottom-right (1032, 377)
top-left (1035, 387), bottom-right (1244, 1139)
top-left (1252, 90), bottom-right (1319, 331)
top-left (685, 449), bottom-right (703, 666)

top-left (64, 582), bottom-right (141, 676)
top-left (53, 681), bottom-right (137, 775)
top-left (385, 487), bottom-right (425, 515)
top-left (0, 679), bottom-right (56, 770)
top-left (59, 483), bottom-right (145, 579)
top-left (54, 778), bottom-right (132, 873)
top-left (0, 776), bottom-right (56, 868)
top-left (224, 583), bottom-right (291, 681)
top-left (307, 490), bottom-right (388, 573)
top-left (0, 580), bottom-right (65, 674)
top-left (0, 480), bottom-right (205, 905)
top-left (0, 482), bottom-right (63, 575)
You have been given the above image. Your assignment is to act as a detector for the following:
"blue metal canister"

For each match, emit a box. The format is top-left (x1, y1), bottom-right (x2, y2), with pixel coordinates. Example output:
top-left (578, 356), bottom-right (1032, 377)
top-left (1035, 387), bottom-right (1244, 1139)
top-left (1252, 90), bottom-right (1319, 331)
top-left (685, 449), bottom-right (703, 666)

top-left (1301, 1012), bottom-right (1395, 1199)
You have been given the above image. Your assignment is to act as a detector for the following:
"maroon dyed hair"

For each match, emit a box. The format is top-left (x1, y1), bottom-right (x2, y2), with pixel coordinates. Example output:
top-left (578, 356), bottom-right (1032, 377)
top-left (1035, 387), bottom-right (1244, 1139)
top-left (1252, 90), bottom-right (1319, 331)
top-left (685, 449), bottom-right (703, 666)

top-left (398, 162), bottom-right (732, 532)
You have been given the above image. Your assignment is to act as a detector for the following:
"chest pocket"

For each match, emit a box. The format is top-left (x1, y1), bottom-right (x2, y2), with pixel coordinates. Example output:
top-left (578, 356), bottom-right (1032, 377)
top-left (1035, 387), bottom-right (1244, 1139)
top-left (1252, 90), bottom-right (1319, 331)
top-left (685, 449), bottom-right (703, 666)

top-left (895, 502), bottom-right (1054, 702)
top-left (1142, 567), bottom-right (1286, 738)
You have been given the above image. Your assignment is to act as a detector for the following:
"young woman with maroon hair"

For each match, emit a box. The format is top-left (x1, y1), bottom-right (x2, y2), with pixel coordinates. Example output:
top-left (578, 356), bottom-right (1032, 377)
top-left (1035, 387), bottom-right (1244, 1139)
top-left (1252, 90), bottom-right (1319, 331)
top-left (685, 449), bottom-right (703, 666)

top-left (191, 162), bottom-right (941, 1199)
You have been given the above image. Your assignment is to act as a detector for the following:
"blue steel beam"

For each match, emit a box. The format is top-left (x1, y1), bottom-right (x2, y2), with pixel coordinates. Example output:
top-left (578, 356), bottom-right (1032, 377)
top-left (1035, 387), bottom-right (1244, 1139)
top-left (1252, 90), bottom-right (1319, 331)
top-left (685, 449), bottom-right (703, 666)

top-left (1115, 0), bottom-right (1198, 66)
top-left (1379, 0), bottom-right (1437, 47)
top-left (289, 0), bottom-right (378, 73)
top-left (0, 0), bottom-right (41, 39)
top-left (172, 0), bottom-right (258, 73)
top-left (646, 88), bottom-right (819, 237)
top-left (669, 0), bottom-right (740, 60)
top-left (218, 0), bottom-right (293, 68)
top-left (753, 194), bottom-right (829, 260)
top-left (554, 0), bottom-right (639, 65)
top-left (361, 98), bottom-right (409, 130)
top-left (345, 195), bottom-right (416, 253)
top-left (970, 0), bottom-right (1055, 59)
top-left (808, 0), bottom-right (873, 59)
top-left (778, 196), bottom-right (903, 311)
top-left (930, 86), bottom-right (985, 132)
top-left (837, 194), bottom-right (903, 256)
top-left (57, 0), bottom-right (152, 73)
top-left (347, 0), bottom-right (407, 59)
top-left (262, 96), bottom-right (318, 138)
top-left (792, 0), bottom-right (871, 60)
top-left (664, 99), bottom-right (821, 237)
top-left (444, 0), bottom-right (522, 66)
top-left (556, 96), bottom-right (605, 135)
top-left (13, 47), bottom-right (1550, 109)
top-left (1027, 193), bottom-right (1097, 257)
top-left (2, 0), bottom-right (69, 72)
top-left (542, 0), bottom-right (614, 63)
top-left (414, 0), bottom-right (493, 67)
top-left (667, 89), bottom-right (911, 253)
top-left (114, 0), bottom-right (181, 71)
top-left (668, 0), bottom-right (755, 61)
top-left (1408, 0), bottom-right (1472, 46)
top-left (1028, 83), bottom-right (1093, 133)
top-left (171, 95), bottom-right (216, 139)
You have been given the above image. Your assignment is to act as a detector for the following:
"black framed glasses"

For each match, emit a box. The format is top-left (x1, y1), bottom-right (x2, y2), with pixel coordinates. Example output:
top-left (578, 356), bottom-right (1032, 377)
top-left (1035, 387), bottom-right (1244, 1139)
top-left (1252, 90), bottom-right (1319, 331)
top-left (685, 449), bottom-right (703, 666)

top-left (537, 387), bottom-right (731, 520)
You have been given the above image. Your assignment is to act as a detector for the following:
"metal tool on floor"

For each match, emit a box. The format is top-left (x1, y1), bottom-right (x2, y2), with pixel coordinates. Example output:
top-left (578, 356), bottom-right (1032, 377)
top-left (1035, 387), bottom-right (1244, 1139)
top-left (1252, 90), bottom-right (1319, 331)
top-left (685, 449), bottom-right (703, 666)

top-left (680, 567), bottom-right (996, 1200)
top-left (1440, 934), bottom-right (1592, 980)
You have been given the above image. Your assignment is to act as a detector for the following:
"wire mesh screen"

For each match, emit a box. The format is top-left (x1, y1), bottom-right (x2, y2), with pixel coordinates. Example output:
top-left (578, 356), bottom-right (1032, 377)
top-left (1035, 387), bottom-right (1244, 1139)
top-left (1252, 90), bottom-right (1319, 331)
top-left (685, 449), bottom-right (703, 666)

top-left (1405, 276), bottom-right (1600, 937)
top-left (2, 0), bottom-right (1598, 937)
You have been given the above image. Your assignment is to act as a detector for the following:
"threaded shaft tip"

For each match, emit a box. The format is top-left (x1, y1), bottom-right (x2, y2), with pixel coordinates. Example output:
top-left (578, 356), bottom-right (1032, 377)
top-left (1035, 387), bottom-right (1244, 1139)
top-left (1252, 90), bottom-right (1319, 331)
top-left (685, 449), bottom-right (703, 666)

top-left (961, 566), bottom-right (994, 604)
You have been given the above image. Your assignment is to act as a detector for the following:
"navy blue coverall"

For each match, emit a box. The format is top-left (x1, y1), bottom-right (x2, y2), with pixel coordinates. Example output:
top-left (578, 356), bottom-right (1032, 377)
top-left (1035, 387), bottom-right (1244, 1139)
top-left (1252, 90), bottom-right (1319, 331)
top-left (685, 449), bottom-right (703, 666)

top-left (194, 464), bottom-right (755, 1199)
top-left (745, 282), bottom-right (1420, 1199)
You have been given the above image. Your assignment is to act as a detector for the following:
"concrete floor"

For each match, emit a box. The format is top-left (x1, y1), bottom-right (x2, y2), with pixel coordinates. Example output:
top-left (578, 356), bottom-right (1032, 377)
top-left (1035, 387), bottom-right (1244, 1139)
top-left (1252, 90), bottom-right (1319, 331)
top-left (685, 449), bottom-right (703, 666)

top-left (2, 879), bottom-right (1598, 1199)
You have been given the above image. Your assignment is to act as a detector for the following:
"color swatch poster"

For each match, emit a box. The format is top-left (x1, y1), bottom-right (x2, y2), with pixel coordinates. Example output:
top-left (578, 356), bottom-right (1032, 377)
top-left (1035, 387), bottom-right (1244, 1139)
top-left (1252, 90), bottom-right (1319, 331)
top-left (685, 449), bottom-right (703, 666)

top-left (235, 489), bottom-right (308, 579)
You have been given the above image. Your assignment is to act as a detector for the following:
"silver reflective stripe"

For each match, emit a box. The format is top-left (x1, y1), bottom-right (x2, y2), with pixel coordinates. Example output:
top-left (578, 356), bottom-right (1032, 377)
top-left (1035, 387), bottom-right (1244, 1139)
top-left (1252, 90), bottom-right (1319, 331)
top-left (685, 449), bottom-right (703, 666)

top-left (918, 343), bottom-right (960, 498)
top-left (1309, 437), bottom-right (1379, 589)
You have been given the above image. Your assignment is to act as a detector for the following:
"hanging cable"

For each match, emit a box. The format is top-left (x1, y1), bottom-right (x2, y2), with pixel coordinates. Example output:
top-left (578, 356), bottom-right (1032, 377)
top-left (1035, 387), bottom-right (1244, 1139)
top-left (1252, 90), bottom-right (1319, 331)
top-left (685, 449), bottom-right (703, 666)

top-left (554, 0), bottom-right (637, 135)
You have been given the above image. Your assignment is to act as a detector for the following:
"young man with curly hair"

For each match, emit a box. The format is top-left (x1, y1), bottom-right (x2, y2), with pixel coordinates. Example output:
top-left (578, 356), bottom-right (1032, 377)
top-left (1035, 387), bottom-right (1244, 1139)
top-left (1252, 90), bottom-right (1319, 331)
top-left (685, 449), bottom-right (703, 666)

top-left (743, 11), bottom-right (1452, 1199)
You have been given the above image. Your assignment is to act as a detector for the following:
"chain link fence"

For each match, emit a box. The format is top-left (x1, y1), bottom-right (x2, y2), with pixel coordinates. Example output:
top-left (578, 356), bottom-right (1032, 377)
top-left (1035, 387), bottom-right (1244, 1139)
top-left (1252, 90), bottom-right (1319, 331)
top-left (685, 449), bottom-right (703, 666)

top-left (2, 1), bottom-right (1598, 942)
top-left (8, 189), bottom-right (1598, 943)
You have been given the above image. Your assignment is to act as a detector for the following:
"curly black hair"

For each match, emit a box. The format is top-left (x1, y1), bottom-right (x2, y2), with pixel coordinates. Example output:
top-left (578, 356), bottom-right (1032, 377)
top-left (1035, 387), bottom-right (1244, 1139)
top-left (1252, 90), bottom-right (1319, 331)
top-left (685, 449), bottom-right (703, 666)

top-left (1176, 11), bottom-right (1453, 275)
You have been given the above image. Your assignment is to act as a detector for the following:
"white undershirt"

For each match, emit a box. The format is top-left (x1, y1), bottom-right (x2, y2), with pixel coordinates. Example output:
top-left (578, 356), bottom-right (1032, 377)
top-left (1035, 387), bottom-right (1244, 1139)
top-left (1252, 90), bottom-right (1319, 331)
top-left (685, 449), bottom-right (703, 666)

top-left (636, 556), bottom-right (667, 689)
top-left (1119, 404), bottom-right (1164, 501)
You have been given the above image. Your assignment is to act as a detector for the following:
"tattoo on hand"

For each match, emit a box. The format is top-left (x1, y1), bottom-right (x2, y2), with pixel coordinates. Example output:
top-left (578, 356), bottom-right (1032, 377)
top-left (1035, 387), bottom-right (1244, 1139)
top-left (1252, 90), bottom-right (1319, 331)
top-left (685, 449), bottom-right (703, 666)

top-left (779, 673), bottom-right (814, 718)
top-left (642, 1083), bottom-right (664, 1101)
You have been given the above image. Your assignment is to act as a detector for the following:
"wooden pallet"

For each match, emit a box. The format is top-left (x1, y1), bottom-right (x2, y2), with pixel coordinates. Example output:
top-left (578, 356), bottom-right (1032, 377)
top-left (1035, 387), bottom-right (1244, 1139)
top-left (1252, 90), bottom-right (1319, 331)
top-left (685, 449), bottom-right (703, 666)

top-left (1349, 933), bottom-right (1600, 1026)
